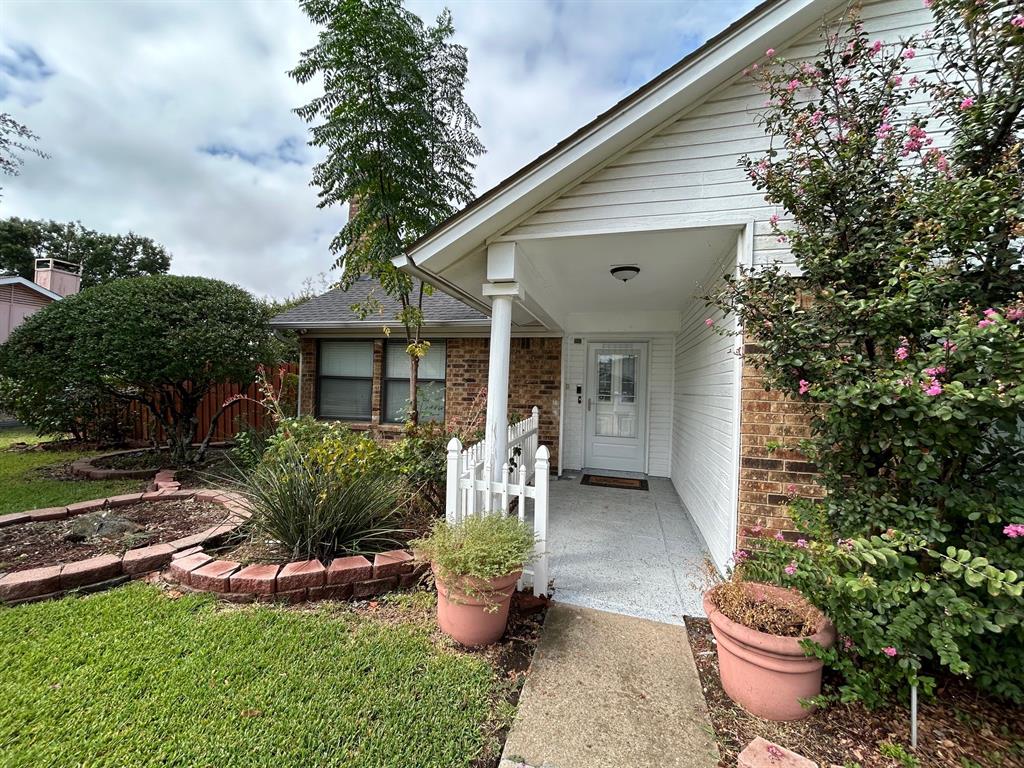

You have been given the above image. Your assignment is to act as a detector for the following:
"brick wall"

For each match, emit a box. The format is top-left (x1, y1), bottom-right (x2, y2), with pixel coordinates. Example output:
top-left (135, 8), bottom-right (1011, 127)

top-left (445, 337), bottom-right (562, 467)
top-left (738, 344), bottom-right (824, 547)
top-left (296, 335), bottom-right (562, 463)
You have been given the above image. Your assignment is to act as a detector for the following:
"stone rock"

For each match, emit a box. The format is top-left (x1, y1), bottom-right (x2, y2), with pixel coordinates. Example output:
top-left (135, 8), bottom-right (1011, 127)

top-left (65, 512), bottom-right (143, 542)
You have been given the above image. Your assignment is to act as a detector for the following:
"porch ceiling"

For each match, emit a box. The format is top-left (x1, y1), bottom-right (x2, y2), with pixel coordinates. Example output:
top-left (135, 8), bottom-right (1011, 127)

top-left (518, 227), bottom-right (739, 321)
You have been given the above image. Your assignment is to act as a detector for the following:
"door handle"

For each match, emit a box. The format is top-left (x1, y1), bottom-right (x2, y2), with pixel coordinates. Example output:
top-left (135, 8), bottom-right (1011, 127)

top-left (587, 398), bottom-right (592, 412)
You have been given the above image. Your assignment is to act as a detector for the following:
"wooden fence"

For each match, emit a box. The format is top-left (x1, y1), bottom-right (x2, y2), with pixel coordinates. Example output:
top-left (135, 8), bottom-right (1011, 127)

top-left (125, 364), bottom-right (298, 444)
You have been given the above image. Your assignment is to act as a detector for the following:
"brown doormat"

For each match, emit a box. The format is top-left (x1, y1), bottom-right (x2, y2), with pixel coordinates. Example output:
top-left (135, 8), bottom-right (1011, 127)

top-left (580, 474), bottom-right (649, 491)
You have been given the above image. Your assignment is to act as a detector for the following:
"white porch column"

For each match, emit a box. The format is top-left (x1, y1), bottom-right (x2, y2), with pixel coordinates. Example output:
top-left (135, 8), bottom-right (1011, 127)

top-left (482, 281), bottom-right (521, 482)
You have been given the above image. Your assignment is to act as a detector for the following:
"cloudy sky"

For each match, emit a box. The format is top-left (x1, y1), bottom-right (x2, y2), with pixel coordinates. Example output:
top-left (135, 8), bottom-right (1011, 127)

top-left (0, 0), bottom-right (758, 299)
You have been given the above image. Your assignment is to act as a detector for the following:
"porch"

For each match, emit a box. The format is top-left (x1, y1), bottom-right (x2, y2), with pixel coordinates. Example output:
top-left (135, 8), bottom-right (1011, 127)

top-left (545, 473), bottom-right (711, 624)
top-left (433, 223), bottom-right (751, 596)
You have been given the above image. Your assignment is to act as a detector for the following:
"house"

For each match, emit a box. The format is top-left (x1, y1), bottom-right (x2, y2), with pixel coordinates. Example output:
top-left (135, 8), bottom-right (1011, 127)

top-left (0, 259), bottom-right (81, 344)
top-left (270, 275), bottom-right (563, 460)
top-left (280, 0), bottom-right (936, 584)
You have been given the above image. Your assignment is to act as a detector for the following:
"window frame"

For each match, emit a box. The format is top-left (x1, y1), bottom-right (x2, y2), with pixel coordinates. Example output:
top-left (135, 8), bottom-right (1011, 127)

top-left (315, 339), bottom-right (374, 422)
top-left (382, 339), bottom-right (446, 424)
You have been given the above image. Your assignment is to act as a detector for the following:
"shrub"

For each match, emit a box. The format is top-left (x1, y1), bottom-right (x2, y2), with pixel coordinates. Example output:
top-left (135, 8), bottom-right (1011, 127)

top-left (705, 2), bottom-right (1024, 704)
top-left (411, 515), bottom-right (535, 582)
top-left (0, 376), bottom-right (128, 444)
top-left (0, 275), bottom-right (276, 466)
top-left (239, 437), bottom-right (406, 561)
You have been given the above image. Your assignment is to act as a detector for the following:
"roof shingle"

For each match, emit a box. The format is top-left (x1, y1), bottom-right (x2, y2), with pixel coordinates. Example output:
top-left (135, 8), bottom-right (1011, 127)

top-left (270, 277), bottom-right (486, 328)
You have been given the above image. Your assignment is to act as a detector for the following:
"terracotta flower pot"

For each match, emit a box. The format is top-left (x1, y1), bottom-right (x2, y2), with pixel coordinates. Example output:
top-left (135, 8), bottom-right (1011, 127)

top-left (432, 565), bottom-right (521, 647)
top-left (703, 582), bottom-right (836, 721)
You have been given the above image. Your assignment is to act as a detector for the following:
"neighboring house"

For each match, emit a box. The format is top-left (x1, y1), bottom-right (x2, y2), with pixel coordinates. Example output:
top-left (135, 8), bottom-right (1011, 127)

top-left (0, 259), bottom-right (81, 344)
top-left (281, 0), bottom-right (936, 573)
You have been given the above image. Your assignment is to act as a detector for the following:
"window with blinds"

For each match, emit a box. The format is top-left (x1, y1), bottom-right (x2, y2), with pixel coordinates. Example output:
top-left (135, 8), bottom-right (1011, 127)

top-left (317, 341), bottom-right (374, 421)
top-left (383, 341), bottom-right (446, 423)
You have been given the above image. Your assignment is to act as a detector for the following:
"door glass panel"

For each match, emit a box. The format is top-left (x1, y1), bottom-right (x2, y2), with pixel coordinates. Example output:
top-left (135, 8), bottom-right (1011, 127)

top-left (594, 352), bottom-right (638, 438)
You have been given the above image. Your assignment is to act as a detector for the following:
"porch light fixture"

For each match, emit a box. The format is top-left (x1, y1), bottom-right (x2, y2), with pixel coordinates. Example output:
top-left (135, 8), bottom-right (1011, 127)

top-left (610, 265), bottom-right (640, 282)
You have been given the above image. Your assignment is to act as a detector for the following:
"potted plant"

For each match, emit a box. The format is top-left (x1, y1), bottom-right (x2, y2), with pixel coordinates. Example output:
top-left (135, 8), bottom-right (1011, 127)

top-left (412, 514), bottom-right (536, 647)
top-left (703, 572), bottom-right (836, 721)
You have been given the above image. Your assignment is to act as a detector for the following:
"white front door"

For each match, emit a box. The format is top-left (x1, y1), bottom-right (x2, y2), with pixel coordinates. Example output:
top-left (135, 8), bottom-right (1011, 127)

top-left (584, 342), bottom-right (647, 473)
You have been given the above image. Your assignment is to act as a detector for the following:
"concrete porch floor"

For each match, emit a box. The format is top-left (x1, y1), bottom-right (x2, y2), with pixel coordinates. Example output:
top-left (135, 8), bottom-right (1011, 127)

top-left (542, 472), bottom-right (714, 624)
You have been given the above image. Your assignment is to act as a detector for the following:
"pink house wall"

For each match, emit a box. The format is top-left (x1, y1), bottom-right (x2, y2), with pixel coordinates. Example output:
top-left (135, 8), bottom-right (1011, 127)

top-left (0, 284), bottom-right (53, 345)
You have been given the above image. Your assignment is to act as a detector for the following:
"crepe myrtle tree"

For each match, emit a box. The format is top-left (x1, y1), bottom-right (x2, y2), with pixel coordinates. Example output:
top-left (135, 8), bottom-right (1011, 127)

top-left (0, 275), bottom-right (276, 466)
top-left (705, 1), bottom-right (1024, 704)
top-left (290, 0), bottom-right (483, 424)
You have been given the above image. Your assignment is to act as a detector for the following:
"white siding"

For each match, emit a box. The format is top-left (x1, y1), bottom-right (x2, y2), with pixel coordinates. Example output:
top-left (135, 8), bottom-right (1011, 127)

top-left (505, 0), bottom-right (935, 271)
top-left (671, 250), bottom-right (740, 572)
top-left (560, 334), bottom-right (674, 476)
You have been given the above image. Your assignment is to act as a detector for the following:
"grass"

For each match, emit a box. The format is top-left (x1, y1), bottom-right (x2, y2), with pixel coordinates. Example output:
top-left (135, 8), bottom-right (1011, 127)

top-left (0, 427), bottom-right (140, 515)
top-left (0, 584), bottom-right (499, 768)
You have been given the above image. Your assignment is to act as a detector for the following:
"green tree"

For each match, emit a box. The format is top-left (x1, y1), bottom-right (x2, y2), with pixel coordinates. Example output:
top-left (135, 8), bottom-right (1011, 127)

top-left (290, 0), bottom-right (483, 423)
top-left (707, 0), bottom-right (1024, 703)
top-left (0, 276), bottom-right (276, 466)
top-left (0, 113), bottom-right (47, 196)
top-left (0, 217), bottom-right (171, 287)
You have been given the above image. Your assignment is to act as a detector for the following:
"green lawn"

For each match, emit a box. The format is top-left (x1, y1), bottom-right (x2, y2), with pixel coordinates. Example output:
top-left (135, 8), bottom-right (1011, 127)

top-left (0, 427), bottom-right (140, 515)
top-left (0, 584), bottom-right (500, 768)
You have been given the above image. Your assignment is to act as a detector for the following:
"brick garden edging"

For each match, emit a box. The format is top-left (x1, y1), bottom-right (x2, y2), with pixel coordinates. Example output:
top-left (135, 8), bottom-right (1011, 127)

top-left (0, 489), bottom-right (251, 606)
top-left (167, 548), bottom-right (426, 604)
top-left (69, 443), bottom-right (230, 481)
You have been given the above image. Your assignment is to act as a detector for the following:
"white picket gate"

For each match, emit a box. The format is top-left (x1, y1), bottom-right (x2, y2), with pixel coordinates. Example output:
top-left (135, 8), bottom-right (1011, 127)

top-left (444, 407), bottom-right (550, 597)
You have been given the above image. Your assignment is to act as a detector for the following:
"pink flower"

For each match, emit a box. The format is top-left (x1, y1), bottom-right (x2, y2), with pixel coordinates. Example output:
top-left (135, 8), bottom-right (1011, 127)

top-left (704, 318), bottom-right (714, 327)
top-left (795, 538), bottom-right (808, 549)
top-left (769, 213), bottom-right (780, 225)
top-left (924, 0), bottom-right (932, 6)
top-left (877, 123), bottom-right (893, 139)
top-left (732, 549), bottom-right (751, 563)
top-left (942, 340), bottom-right (958, 352)
top-left (798, 379), bottom-right (811, 395)
top-left (786, 78), bottom-right (801, 92)
top-left (910, 76), bottom-right (921, 87)
top-left (1004, 524), bottom-right (1024, 538)
top-left (960, 97), bottom-right (975, 110)
top-left (836, 75), bottom-right (850, 88)
top-left (871, 40), bottom-right (883, 55)
top-left (923, 380), bottom-right (943, 396)
top-left (784, 561), bottom-right (798, 575)
top-left (809, 110), bottom-right (824, 125)
top-left (924, 366), bottom-right (946, 376)
top-left (978, 319), bottom-right (994, 328)
top-left (765, 48), bottom-right (776, 58)
top-left (1012, 15), bottom-right (1024, 28)
top-left (787, 484), bottom-right (797, 494)
top-left (751, 524), bottom-right (764, 535)
top-left (895, 346), bottom-right (908, 361)
top-left (984, 307), bottom-right (997, 317)
top-left (775, 531), bottom-right (786, 541)
top-left (1007, 308), bottom-right (1024, 321)
top-left (842, 636), bottom-right (855, 651)
top-left (903, 48), bottom-right (916, 59)
top-left (890, 75), bottom-right (903, 87)
top-left (883, 646), bottom-right (898, 657)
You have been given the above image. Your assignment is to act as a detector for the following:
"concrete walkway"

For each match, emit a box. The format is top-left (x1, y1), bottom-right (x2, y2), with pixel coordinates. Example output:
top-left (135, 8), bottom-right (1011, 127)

top-left (500, 603), bottom-right (720, 768)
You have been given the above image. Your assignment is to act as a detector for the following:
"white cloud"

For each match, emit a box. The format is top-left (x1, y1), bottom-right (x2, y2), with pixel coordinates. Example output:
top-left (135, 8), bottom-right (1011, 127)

top-left (1, 0), bottom-right (758, 298)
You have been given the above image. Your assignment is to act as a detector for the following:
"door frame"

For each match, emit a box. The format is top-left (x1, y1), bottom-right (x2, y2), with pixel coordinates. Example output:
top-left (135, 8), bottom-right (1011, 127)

top-left (583, 340), bottom-right (650, 473)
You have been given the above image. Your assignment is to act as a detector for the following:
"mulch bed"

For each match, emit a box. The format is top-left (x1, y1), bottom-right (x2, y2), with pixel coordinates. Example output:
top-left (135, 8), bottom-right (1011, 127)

top-left (0, 499), bottom-right (231, 573)
top-left (685, 616), bottom-right (1024, 767)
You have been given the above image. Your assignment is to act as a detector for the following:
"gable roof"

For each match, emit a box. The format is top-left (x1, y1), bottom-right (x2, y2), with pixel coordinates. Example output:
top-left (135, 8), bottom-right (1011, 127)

top-left (0, 276), bottom-right (62, 302)
top-left (395, 0), bottom-right (838, 305)
top-left (269, 277), bottom-right (487, 329)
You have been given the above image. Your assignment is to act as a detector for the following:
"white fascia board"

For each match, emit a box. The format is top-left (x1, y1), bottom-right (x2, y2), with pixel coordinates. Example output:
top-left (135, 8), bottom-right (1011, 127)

top-left (398, 0), bottom-right (835, 277)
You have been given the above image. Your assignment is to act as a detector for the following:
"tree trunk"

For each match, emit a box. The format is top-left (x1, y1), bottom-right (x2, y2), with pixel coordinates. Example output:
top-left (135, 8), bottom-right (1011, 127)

top-left (408, 353), bottom-right (419, 426)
